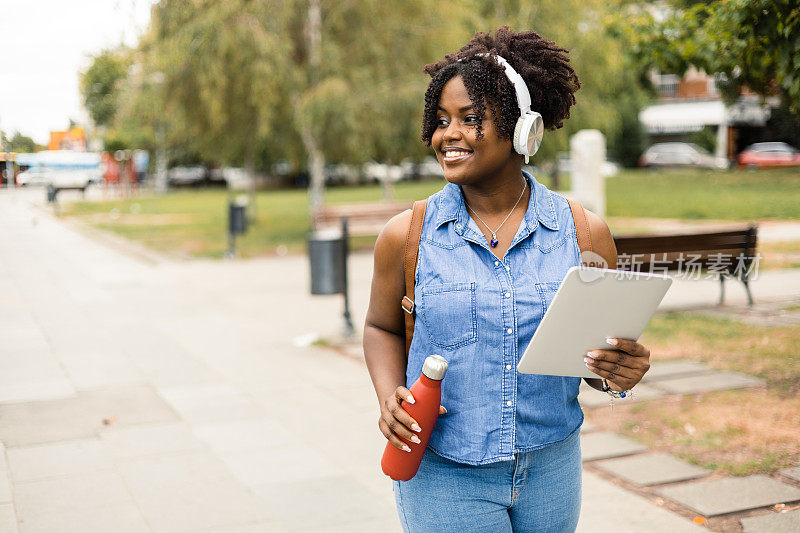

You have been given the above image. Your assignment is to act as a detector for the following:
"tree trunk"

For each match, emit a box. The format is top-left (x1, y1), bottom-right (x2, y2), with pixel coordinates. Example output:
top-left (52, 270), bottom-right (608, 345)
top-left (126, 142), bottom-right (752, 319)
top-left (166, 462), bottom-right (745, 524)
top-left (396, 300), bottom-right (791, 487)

top-left (245, 141), bottom-right (257, 221)
top-left (155, 123), bottom-right (168, 195)
top-left (302, 127), bottom-right (325, 220)
top-left (304, 0), bottom-right (324, 224)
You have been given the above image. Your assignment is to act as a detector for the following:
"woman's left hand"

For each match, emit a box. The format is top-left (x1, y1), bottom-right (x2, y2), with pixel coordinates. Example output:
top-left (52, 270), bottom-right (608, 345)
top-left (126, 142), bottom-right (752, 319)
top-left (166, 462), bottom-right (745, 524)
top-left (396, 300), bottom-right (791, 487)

top-left (585, 338), bottom-right (651, 391)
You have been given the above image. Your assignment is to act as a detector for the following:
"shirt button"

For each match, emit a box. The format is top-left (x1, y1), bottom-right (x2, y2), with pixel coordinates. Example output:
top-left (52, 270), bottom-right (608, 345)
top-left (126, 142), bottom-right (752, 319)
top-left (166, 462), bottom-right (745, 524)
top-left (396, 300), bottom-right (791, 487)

top-left (506, 400), bottom-right (512, 407)
top-left (456, 224), bottom-right (462, 229)
top-left (507, 328), bottom-right (513, 334)
top-left (504, 292), bottom-right (511, 298)
top-left (506, 364), bottom-right (512, 370)
top-left (494, 261), bottom-right (499, 266)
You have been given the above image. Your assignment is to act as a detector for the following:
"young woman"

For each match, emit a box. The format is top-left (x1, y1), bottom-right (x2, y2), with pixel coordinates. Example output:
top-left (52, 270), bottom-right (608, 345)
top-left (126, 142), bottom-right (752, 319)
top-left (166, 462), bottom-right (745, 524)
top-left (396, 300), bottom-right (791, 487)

top-left (363, 27), bottom-right (652, 532)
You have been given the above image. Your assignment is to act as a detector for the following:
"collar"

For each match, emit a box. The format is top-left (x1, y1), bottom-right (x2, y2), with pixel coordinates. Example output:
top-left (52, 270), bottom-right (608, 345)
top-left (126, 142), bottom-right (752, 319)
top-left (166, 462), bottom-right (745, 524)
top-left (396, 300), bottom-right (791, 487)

top-left (435, 170), bottom-right (559, 233)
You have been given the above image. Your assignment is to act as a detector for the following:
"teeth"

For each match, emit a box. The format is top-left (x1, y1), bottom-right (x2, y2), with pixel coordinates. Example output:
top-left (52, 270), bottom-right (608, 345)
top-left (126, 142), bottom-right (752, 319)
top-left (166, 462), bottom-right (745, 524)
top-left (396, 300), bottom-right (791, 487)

top-left (444, 151), bottom-right (470, 157)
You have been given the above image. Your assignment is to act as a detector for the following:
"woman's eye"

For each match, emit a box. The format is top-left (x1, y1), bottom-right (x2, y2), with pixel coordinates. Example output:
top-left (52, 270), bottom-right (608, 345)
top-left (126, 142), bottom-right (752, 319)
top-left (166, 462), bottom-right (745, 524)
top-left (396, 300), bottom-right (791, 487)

top-left (464, 115), bottom-right (478, 124)
top-left (437, 117), bottom-right (449, 127)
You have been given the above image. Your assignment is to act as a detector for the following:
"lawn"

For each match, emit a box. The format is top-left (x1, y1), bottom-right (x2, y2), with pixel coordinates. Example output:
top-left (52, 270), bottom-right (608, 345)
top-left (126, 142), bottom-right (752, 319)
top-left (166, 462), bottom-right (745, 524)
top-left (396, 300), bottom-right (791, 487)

top-left (61, 167), bottom-right (800, 258)
top-left (586, 309), bottom-right (800, 476)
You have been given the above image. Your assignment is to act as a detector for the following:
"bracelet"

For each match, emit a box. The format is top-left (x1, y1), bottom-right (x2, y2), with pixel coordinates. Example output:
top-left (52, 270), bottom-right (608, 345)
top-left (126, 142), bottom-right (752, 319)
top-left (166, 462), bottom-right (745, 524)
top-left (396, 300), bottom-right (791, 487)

top-left (601, 378), bottom-right (631, 399)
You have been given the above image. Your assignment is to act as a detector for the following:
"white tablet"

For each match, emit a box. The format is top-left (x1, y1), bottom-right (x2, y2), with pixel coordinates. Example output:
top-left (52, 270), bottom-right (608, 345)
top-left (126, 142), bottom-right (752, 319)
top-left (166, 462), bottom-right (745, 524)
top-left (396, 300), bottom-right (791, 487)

top-left (517, 266), bottom-right (672, 378)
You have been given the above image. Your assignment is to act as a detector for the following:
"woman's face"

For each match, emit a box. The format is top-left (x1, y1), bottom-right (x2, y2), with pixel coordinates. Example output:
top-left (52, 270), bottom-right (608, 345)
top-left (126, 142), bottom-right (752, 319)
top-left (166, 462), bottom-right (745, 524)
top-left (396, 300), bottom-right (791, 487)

top-left (432, 75), bottom-right (516, 186)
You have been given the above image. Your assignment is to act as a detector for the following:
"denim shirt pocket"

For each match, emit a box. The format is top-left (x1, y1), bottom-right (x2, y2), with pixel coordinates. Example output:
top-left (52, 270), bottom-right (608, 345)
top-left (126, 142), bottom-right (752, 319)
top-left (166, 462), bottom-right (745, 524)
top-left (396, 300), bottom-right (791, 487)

top-left (418, 282), bottom-right (477, 350)
top-left (534, 281), bottom-right (562, 322)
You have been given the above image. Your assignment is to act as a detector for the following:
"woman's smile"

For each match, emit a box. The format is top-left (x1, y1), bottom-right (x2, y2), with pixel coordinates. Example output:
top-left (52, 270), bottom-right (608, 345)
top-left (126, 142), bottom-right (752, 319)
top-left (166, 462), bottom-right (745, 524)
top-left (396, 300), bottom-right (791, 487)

top-left (441, 147), bottom-right (473, 164)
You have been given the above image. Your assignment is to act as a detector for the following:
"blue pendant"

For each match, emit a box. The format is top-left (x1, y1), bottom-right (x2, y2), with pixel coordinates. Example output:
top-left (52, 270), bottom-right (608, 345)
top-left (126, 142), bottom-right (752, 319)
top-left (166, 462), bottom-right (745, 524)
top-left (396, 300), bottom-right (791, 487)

top-left (490, 238), bottom-right (498, 248)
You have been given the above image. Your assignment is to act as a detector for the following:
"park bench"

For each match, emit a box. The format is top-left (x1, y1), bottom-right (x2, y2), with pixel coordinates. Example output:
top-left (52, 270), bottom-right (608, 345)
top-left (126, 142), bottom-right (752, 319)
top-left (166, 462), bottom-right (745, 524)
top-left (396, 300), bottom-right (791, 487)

top-left (613, 224), bottom-right (759, 306)
top-left (46, 183), bottom-right (88, 204)
top-left (313, 201), bottom-right (412, 236)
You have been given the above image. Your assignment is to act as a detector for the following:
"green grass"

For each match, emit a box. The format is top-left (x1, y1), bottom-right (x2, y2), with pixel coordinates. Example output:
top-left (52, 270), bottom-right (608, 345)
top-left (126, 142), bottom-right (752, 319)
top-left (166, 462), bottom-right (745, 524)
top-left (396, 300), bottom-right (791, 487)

top-left (607, 167), bottom-right (800, 220)
top-left (643, 311), bottom-right (800, 394)
top-left (62, 167), bottom-right (800, 258)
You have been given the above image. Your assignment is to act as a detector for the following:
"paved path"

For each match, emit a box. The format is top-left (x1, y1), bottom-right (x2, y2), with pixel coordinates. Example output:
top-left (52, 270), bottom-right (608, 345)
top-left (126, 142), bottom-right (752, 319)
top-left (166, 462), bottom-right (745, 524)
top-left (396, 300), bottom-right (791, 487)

top-left (2, 188), bottom-right (798, 532)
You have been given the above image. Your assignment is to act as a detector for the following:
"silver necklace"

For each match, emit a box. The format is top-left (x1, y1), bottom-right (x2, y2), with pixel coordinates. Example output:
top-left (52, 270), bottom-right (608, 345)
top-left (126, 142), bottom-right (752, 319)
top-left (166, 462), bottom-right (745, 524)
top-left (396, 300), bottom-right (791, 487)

top-left (464, 178), bottom-right (527, 248)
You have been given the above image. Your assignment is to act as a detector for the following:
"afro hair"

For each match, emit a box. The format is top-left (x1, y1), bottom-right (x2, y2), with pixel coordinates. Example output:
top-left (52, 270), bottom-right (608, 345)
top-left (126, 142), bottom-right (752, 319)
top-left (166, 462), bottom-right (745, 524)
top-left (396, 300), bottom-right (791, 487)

top-left (421, 26), bottom-right (580, 146)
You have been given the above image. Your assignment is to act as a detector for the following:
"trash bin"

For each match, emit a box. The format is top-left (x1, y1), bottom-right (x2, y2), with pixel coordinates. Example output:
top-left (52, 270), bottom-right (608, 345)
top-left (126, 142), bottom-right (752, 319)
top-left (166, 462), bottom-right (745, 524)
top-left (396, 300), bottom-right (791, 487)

top-left (46, 184), bottom-right (57, 203)
top-left (229, 197), bottom-right (248, 235)
top-left (308, 229), bottom-right (346, 295)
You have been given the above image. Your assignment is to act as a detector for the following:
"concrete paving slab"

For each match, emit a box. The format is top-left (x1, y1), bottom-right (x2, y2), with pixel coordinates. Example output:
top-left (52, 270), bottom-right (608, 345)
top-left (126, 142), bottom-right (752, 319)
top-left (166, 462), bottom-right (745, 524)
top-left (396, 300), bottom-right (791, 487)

top-left (7, 438), bottom-right (114, 483)
top-left (0, 470), bottom-right (11, 504)
top-left (657, 475), bottom-right (800, 516)
top-left (641, 360), bottom-right (714, 382)
top-left (13, 470), bottom-right (133, 520)
top-left (251, 475), bottom-right (398, 532)
top-left (192, 523), bottom-right (287, 533)
top-left (0, 503), bottom-right (18, 533)
top-left (580, 432), bottom-right (647, 461)
top-left (651, 371), bottom-right (764, 395)
top-left (192, 418), bottom-right (295, 454)
top-left (16, 501), bottom-right (150, 533)
top-left (579, 383), bottom-right (665, 408)
top-left (116, 451), bottom-right (234, 493)
top-left (779, 466), bottom-right (800, 483)
top-left (593, 453), bottom-right (709, 486)
top-left (131, 474), bottom-right (272, 533)
top-left (99, 422), bottom-right (207, 460)
top-left (156, 383), bottom-right (265, 424)
top-left (740, 510), bottom-right (800, 533)
top-left (577, 471), bottom-right (706, 532)
top-left (0, 378), bottom-right (76, 405)
top-left (220, 443), bottom-right (344, 486)
top-left (0, 385), bottom-right (179, 447)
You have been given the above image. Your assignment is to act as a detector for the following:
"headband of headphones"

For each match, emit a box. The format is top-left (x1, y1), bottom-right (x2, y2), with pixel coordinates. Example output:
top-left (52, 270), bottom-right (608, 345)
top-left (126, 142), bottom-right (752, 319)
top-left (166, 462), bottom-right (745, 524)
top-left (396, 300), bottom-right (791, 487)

top-left (462, 53), bottom-right (533, 116)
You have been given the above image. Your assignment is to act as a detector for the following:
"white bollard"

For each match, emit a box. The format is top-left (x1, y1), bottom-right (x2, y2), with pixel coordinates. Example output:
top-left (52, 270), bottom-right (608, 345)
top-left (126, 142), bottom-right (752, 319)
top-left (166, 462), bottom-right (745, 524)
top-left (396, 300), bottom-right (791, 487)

top-left (569, 129), bottom-right (606, 218)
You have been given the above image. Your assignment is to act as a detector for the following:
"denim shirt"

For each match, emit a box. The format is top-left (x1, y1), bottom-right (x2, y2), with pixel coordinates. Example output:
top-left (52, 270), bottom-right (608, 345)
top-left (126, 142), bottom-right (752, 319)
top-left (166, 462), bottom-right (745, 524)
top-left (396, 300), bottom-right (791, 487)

top-left (407, 171), bottom-right (584, 465)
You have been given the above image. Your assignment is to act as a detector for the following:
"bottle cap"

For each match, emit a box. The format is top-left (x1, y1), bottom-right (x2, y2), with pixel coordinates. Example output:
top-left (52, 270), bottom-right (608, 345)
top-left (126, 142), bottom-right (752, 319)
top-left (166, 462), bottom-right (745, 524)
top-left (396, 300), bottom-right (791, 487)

top-left (422, 355), bottom-right (448, 381)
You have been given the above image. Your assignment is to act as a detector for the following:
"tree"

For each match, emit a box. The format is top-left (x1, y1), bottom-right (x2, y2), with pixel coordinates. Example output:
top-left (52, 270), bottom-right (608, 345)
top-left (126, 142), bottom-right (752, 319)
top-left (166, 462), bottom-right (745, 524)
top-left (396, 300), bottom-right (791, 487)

top-left (80, 48), bottom-right (131, 127)
top-left (609, 0), bottom-right (800, 116)
top-left (2, 132), bottom-right (39, 153)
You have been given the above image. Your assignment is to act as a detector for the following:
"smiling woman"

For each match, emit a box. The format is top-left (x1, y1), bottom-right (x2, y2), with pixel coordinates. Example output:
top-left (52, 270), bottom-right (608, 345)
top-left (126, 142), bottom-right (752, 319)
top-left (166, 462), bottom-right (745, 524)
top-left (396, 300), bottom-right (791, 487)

top-left (363, 26), bottom-right (650, 532)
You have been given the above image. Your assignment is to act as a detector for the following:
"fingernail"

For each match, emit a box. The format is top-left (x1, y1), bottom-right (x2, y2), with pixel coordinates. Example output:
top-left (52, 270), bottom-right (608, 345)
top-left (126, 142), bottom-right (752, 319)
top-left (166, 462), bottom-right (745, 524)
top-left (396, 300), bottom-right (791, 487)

top-left (411, 424), bottom-right (421, 433)
top-left (406, 395), bottom-right (415, 404)
top-left (441, 406), bottom-right (447, 414)
top-left (606, 338), bottom-right (618, 346)
top-left (584, 357), bottom-right (592, 364)
top-left (586, 352), bottom-right (598, 359)
top-left (410, 435), bottom-right (421, 444)
top-left (402, 444), bottom-right (411, 452)
top-left (585, 362), bottom-right (594, 369)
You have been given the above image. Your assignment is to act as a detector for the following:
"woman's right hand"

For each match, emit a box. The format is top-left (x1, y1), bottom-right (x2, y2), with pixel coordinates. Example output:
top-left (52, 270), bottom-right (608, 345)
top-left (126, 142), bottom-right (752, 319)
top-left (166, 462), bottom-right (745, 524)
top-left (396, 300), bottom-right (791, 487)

top-left (379, 386), bottom-right (446, 452)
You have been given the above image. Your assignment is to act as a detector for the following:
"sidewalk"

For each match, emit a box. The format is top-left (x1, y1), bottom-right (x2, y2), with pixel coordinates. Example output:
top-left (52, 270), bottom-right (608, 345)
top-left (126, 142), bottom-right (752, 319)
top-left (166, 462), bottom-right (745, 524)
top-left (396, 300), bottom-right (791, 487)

top-left (1, 189), bottom-right (796, 532)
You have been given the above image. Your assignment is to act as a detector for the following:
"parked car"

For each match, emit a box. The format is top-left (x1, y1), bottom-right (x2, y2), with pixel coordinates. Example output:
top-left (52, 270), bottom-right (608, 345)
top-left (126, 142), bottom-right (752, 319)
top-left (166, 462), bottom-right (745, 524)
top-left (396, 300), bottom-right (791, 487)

top-left (167, 165), bottom-right (207, 186)
top-left (400, 157), bottom-right (445, 180)
top-left (362, 161), bottom-right (403, 183)
top-left (738, 142), bottom-right (800, 169)
top-left (16, 167), bottom-right (51, 186)
top-left (639, 143), bottom-right (728, 169)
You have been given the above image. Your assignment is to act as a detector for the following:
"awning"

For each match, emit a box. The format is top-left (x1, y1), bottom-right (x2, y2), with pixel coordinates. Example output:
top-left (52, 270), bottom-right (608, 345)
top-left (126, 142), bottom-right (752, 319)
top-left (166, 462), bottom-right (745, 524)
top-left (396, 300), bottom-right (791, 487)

top-left (640, 101), bottom-right (726, 134)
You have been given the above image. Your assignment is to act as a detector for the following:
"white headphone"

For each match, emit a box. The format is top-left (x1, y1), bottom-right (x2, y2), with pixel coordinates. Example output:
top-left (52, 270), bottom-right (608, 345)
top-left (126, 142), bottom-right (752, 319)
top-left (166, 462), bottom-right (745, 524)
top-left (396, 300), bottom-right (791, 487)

top-left (469, 53), bottom-right (544, 163)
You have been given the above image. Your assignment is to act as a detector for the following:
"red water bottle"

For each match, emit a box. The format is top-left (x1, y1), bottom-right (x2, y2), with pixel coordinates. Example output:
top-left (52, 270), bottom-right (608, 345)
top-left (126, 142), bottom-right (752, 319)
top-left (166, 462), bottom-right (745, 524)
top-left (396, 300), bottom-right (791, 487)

top-left (381, 354), bottom-right (448, 481)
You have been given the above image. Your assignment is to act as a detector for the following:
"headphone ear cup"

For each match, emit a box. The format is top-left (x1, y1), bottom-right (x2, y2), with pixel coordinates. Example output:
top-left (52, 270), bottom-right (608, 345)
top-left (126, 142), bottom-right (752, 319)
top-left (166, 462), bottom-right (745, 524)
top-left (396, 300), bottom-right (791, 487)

top-left (513, 116), bottom-right (531, 157)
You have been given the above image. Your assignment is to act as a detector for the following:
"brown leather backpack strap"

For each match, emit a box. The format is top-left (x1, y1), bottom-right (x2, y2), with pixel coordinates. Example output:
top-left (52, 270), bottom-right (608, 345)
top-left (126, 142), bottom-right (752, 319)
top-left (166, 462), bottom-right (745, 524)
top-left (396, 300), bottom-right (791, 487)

top-left (402, 199), bottom-right (427, 358)
top-left (567, 198), bottom-right (593, 262)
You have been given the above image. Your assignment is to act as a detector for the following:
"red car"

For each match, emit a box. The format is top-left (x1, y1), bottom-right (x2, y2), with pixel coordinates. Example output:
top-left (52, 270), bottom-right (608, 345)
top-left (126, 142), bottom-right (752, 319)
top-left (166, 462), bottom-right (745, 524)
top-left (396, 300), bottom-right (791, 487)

top-left (738, 142), bottom-right (800, 169)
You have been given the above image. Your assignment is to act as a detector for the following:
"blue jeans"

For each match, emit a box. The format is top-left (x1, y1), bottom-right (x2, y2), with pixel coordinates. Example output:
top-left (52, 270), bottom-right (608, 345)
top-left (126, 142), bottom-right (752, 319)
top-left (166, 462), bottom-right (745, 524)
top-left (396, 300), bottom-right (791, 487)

top-left (392, 427), bottom-right (581, 532)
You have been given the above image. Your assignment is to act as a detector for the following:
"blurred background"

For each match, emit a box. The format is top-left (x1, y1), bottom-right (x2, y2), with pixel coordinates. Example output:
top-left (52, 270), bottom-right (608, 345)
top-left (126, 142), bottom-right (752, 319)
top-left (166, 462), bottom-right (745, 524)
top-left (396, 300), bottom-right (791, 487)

top-left (0, 1), bottom-right (799, 532)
